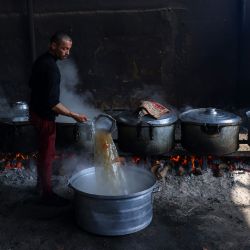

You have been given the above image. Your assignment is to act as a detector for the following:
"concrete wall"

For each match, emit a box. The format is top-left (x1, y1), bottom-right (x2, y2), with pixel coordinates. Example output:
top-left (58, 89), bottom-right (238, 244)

top-left (0, 0), bottom-right (244, 109)
top-left (239, 0), bottom-right (250, 107)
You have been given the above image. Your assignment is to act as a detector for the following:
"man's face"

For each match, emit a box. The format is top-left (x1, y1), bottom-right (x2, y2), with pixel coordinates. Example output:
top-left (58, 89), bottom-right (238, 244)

top-left (51, 39), bottom-right (72, 60)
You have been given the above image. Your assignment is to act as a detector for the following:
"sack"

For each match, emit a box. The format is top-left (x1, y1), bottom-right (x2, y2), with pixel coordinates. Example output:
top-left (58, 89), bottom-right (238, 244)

top-left (139, 100), bottom-right (169, 119)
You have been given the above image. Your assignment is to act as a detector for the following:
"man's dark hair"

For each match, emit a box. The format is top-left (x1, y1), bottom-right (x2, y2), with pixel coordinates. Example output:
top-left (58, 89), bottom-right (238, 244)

top-left (50, 31), bottom-right (72, 44)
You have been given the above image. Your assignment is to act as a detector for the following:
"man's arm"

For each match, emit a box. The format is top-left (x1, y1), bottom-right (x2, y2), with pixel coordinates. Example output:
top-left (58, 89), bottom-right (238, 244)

top-left (52, 103), bottom-right (88, 123)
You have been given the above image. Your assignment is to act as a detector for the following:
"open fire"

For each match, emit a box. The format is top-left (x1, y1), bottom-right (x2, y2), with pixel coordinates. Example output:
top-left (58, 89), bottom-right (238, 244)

top-left (0, 152), bottom-right (37, 169)
top-left (1, 152), bottom-right (250, 178)
top-left (127, 155), bottom-right (250, 178)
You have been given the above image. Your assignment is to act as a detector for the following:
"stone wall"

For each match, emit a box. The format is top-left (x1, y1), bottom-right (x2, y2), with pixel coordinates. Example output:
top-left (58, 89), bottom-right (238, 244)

top-left (0, 0), bottom-right (245, 109)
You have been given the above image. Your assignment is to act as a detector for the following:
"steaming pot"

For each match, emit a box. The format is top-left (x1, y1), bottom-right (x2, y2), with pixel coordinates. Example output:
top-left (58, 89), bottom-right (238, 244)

top-left (116, 110), bottom-right (178, 155)
top-left (69, 166), bottom-right (156, 235)
top-left (180, 108), bottom-right (242, 155)
top-left (0, 118), bottom-right (37, 153)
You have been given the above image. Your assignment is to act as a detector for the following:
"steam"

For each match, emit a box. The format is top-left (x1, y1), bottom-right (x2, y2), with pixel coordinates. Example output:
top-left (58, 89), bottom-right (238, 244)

top-left (129, 83), bottom-right (179, 114)
top-left (0, 98), bottom-right (12, 117)
top-left (56, 59), bottom-right (101, 123)
top-left (130, 84), bottom-right (168, 106)
top-left (0, 86), bottom-right (19, 119)
top-left (59, 153), bottom-right (94, 177)
top-left (179, 105), bottom-right (194, 113)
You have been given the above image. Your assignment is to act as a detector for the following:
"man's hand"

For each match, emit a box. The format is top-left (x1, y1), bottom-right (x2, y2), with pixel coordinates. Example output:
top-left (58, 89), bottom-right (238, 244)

top-left (52, 103), bottom-right (88, 123)
top-left (71, 112), bottom-right (88, 123)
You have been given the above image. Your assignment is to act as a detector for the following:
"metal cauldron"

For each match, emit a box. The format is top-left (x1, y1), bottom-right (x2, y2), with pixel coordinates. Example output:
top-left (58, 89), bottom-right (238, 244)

top-left (69, 166), bottom-right (156, 236)
top-left (55, 114), bottom-right (116, 151)
top-left (180, 108), bottom-right (242, 155)
top-left (0, 118), bottom-right (37, 153)
top-left (116, 110), bottom-right (178, 156)
top-left (55, 121), bottom-right (78, 150)
top-left (0, 101), bottom-right (37, 152)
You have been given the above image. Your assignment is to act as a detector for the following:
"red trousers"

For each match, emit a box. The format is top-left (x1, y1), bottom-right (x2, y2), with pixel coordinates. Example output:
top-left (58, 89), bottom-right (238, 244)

top-left (30, 111), bottom-right (56, 195)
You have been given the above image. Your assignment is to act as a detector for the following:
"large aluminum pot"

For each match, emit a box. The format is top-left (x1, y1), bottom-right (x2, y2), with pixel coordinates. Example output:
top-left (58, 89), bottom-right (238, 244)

top-left (55, 121), bottom-right (78, 150)
top-left (116, 110), bottom-right (178, 156)
top-left (0, 119), bottom-right (37, 153)
top-left (69, 166), bottom-right (156, 236)
top-left (180, 108), bottom-right (242, 155)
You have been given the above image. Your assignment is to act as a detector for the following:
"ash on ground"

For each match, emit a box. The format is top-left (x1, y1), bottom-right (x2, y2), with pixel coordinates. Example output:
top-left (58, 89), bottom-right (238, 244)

top-left (0, 162), bottom-right (249, 250)
top-left (154, 170), bottom-right (250, 215)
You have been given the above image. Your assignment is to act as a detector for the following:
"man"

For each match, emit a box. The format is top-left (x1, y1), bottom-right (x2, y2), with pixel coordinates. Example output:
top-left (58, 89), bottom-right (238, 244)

top-left (29, 31), bottom-right (87, 204)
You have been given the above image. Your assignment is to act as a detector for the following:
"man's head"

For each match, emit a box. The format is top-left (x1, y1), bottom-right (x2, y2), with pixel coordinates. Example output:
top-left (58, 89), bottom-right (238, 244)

top-left (49, 32), bottom-right (72, 60)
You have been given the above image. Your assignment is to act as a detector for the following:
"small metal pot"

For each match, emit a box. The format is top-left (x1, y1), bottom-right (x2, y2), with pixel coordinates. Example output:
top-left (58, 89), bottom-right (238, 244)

top-left (56, 122), bottom-right (78, 150)
top-left (116, 110), bottom-right (178, 156)
top-left (180, 108), bottom-right (242, 155)
top-left (12, 101), bottom-right (29, 118)
top-left (69, 166), bottom-right (156, 236)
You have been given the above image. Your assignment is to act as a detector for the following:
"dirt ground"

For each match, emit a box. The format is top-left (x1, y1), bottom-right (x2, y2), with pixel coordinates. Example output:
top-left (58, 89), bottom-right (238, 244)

top-left (0, 160), bottom-right (249, 250)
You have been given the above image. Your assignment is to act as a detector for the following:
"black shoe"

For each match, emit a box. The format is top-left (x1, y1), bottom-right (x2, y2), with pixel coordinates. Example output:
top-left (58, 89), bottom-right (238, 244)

top-left (40, 192), bottom-right (71, 207)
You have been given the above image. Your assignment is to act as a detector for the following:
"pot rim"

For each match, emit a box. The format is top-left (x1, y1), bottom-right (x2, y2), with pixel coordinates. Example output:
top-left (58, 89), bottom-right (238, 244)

top-left (56, 121), bottom-right (77, 126)
top-left (180, 121), bottom-right (240, 126)
top-left (68, 166), bottom-right (156, 199)
top-left (180, 108), bottom-right (242, 126)
top-left (0, 118), bottom-right (30, 125)
top-left (116, 110), bottom-right (178, 126)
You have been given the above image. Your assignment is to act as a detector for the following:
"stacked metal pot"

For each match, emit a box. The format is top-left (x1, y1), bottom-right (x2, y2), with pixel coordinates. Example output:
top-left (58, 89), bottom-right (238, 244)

top-left (115, 107), bottom-right (242, 156)
top-left (0, 101), bottom-right (38, 153)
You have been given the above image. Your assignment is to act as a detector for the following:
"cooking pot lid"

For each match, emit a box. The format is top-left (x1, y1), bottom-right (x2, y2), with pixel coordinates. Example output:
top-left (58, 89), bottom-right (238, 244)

top-left (116, 110), bottom-right (178, 126)
top-left (179, 108), bottom-right (242, 125)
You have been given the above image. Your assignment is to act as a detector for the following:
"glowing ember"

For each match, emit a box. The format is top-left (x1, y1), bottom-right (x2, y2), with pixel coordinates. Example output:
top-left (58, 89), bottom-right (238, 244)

top-left (149, 155), bottom-right (250, 179)
top-left (132, 156), bottom-right (141, 164)
top-left (0, 152), bottom-right (37, 169)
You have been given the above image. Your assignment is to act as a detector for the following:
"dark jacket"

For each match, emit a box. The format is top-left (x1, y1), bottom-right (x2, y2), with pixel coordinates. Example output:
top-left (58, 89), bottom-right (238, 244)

top-left (29, 52), bottom-right (60, 121)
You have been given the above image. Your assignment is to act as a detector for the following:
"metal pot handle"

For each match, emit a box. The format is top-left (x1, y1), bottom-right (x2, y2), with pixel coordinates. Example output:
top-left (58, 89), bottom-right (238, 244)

top-left (136, 121), bottom-right (148, 138)
top-left (136, 123), bottom-right (142, 139)
top-left (149, 124), bottom-right (154, 140)
top-left (200, 124), bottom-right (222, 137)
top-left (136, 121), bottom-right (154, 140)
top-left (152, 184), bottom-right (162, 193)
top-left (94, 114), bottom-right (116, 133)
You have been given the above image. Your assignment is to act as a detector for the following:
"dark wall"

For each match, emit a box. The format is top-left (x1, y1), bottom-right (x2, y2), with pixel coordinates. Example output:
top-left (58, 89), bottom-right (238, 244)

top-left (239, 0), bottom-right (250, 107)
top-left (0, 1), bottom-right (30, 103)
top-left (0, 0), bottom-right (245, 109)
top-left (183, 0), bottom-right (240, 107)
